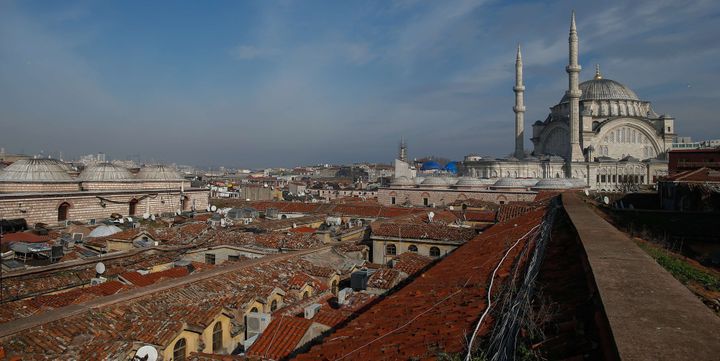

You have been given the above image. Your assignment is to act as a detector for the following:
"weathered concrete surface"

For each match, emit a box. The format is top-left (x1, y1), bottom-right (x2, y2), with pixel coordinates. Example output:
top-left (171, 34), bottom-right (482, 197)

top-left (563, 193), bottom-right (720, 361)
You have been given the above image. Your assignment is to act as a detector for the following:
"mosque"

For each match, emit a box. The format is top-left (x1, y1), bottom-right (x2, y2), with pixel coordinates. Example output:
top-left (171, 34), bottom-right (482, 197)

top-left (390, 12), bottom-right (671, 196)
top-left (0, 159), bottom-right (209, 226)
top-left (463, 12), bottom-right (671, 191)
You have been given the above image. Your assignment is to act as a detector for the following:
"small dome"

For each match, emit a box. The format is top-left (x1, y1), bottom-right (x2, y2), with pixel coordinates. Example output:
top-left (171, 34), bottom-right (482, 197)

top-left (454, 177), bottom-right (491, 188)
top-left (492, 178), bottom-right (538, 188)
top-left (420, 177), bottom-right (447, 187)
top-left (0, 159), bottom-right (74, 183)
top-left (88, 224), bottom-right (123, 238)
top-left (532, 178), bottom-right (582, 190)
top-left (80, 163), bottom-right (134, 181)
top-left (560, 78), bottom-right (640, 103)
top-left (420, 161), bottom-right (442, 171)
top-left (137, 165), bottom-right (183, 181)
top-left (443, 177), bottom-right (459, 185)
top-left (413, 177), bottom-right (425, 185)
top-left (390, 176), bottom-right (414, 187)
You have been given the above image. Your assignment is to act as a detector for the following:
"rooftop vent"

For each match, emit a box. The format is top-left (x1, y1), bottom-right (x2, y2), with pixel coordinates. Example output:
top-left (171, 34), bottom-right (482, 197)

top-left (304, 303), bottom-right (322, 319)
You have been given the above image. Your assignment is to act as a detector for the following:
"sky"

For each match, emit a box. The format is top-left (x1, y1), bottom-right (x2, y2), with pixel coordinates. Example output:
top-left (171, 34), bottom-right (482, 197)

top-left (1, 0), bottom-right (719, 168)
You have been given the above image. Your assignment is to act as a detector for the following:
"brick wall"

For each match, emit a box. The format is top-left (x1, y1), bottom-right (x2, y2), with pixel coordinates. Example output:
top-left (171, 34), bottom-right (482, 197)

top-left (377, 187), bottom-right (536, 207)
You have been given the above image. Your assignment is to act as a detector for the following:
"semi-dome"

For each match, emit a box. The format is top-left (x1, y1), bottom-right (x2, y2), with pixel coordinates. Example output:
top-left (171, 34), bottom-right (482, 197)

top-left (0, 159), bottom-right (74, 183)
top-left (390, 176), bottom-right (414, 187)
top-left (80, 163), bottom-right (134, 182)
top-left (88, 224), bottom-right (123, 238)
top-left (420, 177), bottom-right (447, 187)
top-left (560, 78), bottom-right (639, 103)
top-left (137, 165), bottom-right (183, 181)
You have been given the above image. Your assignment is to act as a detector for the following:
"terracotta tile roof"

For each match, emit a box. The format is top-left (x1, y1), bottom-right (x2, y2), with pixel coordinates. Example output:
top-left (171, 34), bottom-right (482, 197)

top-left (289, 227), bottom-right (316, 233)
top-left (0, 231), bottom-right (51, 244)
top-left (664, 167), bottom-right (720, 182)
top-left (292, 207), bottom-right (550, 361)
top-left (118, 267), bottom-right (189, 287)
top-left (371, 223), bottom-right (476, 243)
top-left (189, 352), bottom-right (247, 360)
top-left (367, 268), bottom-right (400, 290)
top-left (453, 210), bottom-right (497, 222)
top-left (247, 316), bottom-right (314, 360)
top-left (393, 252), bottom-right (432, 275)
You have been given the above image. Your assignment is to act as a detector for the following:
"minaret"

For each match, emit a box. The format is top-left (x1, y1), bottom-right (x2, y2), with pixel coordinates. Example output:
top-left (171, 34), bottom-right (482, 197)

top-left (566, 11), bottom-right (584, 169)
top-left (513, 44), bottom-right (525, 159)
top-left (398, 137), bottom-right (408, 163)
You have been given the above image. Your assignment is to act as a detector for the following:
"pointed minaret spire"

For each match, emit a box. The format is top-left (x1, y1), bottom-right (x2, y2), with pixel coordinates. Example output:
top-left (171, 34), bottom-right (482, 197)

top-left (398, 137), bottom-right (408, 163)
top-left (594, 64), bottom-right (602, 79)
top-left (513, 44), bottom-right (526, 159)
top-left (566, 10), bottom-right (584, 169)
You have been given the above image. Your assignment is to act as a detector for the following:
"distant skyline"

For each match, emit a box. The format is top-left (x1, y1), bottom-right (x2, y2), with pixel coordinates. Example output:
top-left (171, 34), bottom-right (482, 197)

top-left (1, 0), bottom-right (719, 168)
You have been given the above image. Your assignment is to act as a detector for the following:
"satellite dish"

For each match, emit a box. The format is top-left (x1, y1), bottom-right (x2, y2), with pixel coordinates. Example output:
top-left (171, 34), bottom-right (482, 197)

top-left (150, 214), bottom-right (156, 221)
top-left (428, 211), bottom-right (435, 223)
top-left (134, 345), bottom-right (158, 361)
top-left (176, 210), bottom-right (181, 215)
top-left (127, 217), bottom-right (133, 223)
top-left (603, 196), bottom-right (610, 205)
top-left (143, 213), bottom-right (150, 220)
top-left (448, 206), bottom-right (454, 211)
top-left (211, 205), bottom-right (217, 212)
top-left (206, 205), bottom-right (211, 212)
top-left (95, 262), bottom-right (106, 275)
top-left (584, 189), bottom-right (589, 196)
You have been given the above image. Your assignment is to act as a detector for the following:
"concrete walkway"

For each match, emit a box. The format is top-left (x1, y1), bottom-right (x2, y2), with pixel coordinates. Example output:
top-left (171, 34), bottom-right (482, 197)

top-left (563, 193), bottom-right (720, 361)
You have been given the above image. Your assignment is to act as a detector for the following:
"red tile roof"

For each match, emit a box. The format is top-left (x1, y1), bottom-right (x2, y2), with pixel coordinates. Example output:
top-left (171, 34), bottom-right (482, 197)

top-left (119, 267), bottom-right (189, 287)
top-left (663, 167), bottom-right (720, 182)
top-left (292, 206), bottom-right (550, 361)
top-left (393, 252), bottom-right (433, 275)
top-left (289, 227), bottom-right (316, 233)
top-left (366, 268), bottom-right (400, 290)
top-left (371, 223), bottom-right (476, 243)
top-left (247, 316), bottom-right (314, 360)
top-left (0, 231), bottom-right (51, 244)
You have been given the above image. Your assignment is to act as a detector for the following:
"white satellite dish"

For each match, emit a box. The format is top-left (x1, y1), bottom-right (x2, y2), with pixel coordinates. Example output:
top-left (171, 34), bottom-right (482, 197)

top-left (428, 211), bottom-right (435, 223)
top-left (603, 196), bottom-right (610, 205)
top-left (127, 217), bottom-right (133, 223)
top-left (206, 205), bottom-right (211, 212)
top-left (448, 206), bottom-right (454, 211)
top-left (95, 262), bottom-right (106, 275)
top-left (211, 205), bottom-right (217, 212)
top-left (150, 214), bottom-right (156, 221)
top-left (143, 213), bottom-right (150, 220)
top-left (584, 189), bottom-right (589, 196)
top-left (176, 210), bottom-right (181, 215)
top-left (134, 345), bottom-right (158, 361)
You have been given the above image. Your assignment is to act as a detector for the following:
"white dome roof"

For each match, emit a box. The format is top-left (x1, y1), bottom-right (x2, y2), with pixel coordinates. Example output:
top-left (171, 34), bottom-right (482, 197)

top-left (88, 224), bottom-right (123, 238)
top-left (413, 177), bottom-right (425, 185)
top-left (0, 159), bottom-right (75, 183)
top-left (532, 178), bottom-right (586, 190)
top-left (420, 177), bottom-right (447, 187)
top-left (454, 177), bottom-right (491, 187)
top-left (442, 177), bottom-right (459, 185)
top-left (492, 178), bottom-right (538, 188)
top-left (80, 163), bottom-right (134, 182)
top-left (390, 176), bottom-right (414, 186)
top-left (137, 165), bottom-right (183, 181)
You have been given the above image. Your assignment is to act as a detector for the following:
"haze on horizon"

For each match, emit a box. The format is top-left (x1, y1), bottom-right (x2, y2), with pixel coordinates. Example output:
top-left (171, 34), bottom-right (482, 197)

top-left (1, 0), bottom-right (718, 169)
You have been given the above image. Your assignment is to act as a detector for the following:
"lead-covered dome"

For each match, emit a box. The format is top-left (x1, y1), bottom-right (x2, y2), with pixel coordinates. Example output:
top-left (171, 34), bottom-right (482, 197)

top-left (80, 163), bottom-right (134, 182)
top-left (420, 177), bottom-right (447, 187)
top-left (137, 165), bottom-right (183, 181)
top-left (390, 176), bottom-right (414, 187)
top-left (561, 78), bottom-right (639, 103)
top-left (0, 159), bottom-right (74, 183)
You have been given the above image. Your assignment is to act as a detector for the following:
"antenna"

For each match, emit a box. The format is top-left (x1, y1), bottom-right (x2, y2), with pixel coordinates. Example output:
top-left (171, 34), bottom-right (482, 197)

top-left (134, 345), bottom-right (158, 361)
top-left (95, 262), bottom-right (106, 275)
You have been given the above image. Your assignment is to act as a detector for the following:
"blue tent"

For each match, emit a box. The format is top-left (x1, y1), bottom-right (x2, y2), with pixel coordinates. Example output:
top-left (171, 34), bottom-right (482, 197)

top-left (443, 162), bottom-right (458, 174)
top-left (421, 161), bottom-right (442, 171)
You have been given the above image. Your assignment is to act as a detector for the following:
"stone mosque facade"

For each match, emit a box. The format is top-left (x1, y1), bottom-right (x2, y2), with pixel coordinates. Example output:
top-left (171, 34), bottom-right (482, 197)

top-left (463, 12), bottom-right (671, 191)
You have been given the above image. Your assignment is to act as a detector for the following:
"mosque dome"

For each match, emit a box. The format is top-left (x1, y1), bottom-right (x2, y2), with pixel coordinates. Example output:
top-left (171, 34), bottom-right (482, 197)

top-left (88, 224), bottom-right (123, 238)
top-left (137, 165), bottom-right (183, 181)
top-left (560, 77), bottom-right (639, 103)
top-left (420, 161), bottom-right (442, 171)
top-left (454, 177), bottom-right (491, 188)
top-left (390, 176), bottom-right (414, 187)
top-left (0, 159), bottom-right (74, 183)
top-left (532, 178), bottom-right (575, 190)
top-left (492, 178), bottom-right (538, 188)
top-left (420, 177), bottom-right (447, 187)
top-left (80, 163), bottom-right (134, 182)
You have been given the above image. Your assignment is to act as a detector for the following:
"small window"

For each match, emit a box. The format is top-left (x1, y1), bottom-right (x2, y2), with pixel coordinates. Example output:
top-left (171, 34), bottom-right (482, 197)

top-left (212, 322), bottom-right (223, 353)
top-left (408, 245), bottom-right (418, 253)
top-left (205, 254), bottom-right (216, 265)
top-left (386, 244), bottom-right (397, 256)
top-left (271, 299), bottom-right (278, 312)
top-left (423, 198), bottom-right (429, 206)
top-left (430, 247), bottom-right (441, 257)
top-left (173, 338), bottom-right (186, 361)
top-left (391, 197), bottom-right (396, 205)
top-left (250, 307), bottom-right (259, 313)
top-left (303, 291), bottom-right (309, 299)
top-left (228, 255), bottom-right (240, 262)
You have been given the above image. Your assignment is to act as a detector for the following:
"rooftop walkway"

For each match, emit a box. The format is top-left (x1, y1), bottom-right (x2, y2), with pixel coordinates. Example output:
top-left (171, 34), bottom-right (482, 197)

top-left (563, 192), bottom-right (720, 361)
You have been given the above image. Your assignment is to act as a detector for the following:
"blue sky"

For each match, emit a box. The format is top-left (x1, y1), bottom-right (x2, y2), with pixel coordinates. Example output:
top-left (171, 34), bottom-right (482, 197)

top-left (1, 0), bottom-right (719, 168)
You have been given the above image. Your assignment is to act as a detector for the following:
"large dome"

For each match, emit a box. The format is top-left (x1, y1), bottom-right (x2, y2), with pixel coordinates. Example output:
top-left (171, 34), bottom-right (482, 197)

top-left (0, 159), bottom-right (74, 183)
top-left (80, 163), bottom-right (134, 182)
top-left (137, 165), bottom-right (183, 181)
top-left (560, 78), bottom-right (639, 103)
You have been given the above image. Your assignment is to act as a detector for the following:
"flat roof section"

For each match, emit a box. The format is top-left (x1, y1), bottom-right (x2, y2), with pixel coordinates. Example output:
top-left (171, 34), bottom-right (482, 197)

top-left (563, 192), bottom-right (720, 361)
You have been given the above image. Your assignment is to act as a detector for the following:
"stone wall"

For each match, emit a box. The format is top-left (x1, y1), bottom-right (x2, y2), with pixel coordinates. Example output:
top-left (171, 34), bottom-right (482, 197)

top-left (0, 182), bottom-right (81, 193)
top-left (0, 189), bottom-right (209, 226)
top-left (371, 239), bottom-right (457, 264)
top-left (377, 187), bottom-right (536, 207)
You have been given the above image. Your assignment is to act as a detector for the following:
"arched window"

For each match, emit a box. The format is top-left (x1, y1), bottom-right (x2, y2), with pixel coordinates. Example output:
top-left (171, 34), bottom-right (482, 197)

top-left (386, 244), bottom-right (396, 256)
top-left (250, 307), bottom-right (259, 313)
top-left (173, 338), bottom-right (186, 361)
top-left (270, 299), bottom-right (278, 312)
top-left (303, 291), bottom-right (309, 299)
top-left (58, 202), bottom-right (70, 222)
top-left (212, 322), bottom-right (223, 352)
top-left (408, 245), bottom-right (418, 253)
top-left (128, 199), bottom-right (138, 216)
top-left (429, 247), bottom-right (441, 257)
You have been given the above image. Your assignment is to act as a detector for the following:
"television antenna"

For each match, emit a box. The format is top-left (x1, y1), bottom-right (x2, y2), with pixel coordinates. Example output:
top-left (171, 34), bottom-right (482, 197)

top-left (133, 345), bottom-right (158, 361)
